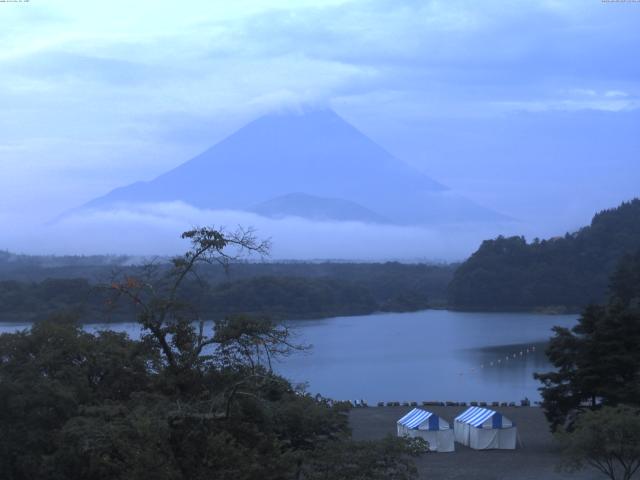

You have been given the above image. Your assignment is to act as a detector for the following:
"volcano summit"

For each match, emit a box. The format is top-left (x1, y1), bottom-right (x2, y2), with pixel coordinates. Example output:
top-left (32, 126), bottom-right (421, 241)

top-left (80, 109), bottom-right (505, 225)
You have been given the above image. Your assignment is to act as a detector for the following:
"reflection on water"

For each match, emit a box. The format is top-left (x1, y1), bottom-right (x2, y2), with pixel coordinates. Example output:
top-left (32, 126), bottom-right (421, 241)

top-left (0, 310), bottom-right (577, 403)
top-left (278, 310), bottom-right (577, 403)
top-left (455, 342), bottom-right (551, 403)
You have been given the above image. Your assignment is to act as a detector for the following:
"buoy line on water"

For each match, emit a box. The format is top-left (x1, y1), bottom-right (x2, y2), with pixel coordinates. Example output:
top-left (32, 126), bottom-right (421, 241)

top-left (348, 345), bottom-right (541, 408)
top-left (458, 345), bottom-right (537, 379)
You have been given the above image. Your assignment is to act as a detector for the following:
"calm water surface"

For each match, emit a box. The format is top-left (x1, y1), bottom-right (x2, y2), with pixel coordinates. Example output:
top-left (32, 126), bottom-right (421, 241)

top-left (281, 310), bottom-right (577, 403)
top-left (0, 310), bottom-right (576, 403)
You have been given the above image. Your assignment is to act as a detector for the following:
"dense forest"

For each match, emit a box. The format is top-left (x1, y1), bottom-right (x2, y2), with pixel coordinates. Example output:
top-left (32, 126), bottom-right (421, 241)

top-left (0, 228), bottom-right (424, 480)
top-left (448, 199), bottom-right (640, 311)
top-left (0, 253), bottom-right (454, 322)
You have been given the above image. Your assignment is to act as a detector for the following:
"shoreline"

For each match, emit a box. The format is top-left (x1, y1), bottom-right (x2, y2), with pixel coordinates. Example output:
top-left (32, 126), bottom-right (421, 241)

top-left (0, 305), bottom-right (581, 326)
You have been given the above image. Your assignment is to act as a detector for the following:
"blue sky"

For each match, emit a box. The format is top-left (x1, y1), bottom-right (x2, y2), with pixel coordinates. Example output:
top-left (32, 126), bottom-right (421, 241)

top-left (0, 0), bottom-right (639, 256)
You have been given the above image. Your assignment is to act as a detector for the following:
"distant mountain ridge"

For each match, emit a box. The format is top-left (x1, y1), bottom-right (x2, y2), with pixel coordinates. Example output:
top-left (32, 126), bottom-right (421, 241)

top-left (448, 198), bottom-right (640, 310)
top-left (250, 193), bottom-right (390, 223)
top-left (79, 109), bottom-right (507, 224)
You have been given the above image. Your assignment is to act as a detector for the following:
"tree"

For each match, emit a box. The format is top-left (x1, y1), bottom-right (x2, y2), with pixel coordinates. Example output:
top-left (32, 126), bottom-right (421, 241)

top-left (213, 314), bottom-right (302, 373)
top-left (0, 227), bottom-right (423, 479)
top-left (301, 436), bottom-right (426, 480)
top-left (108, 227), bottom-right (270, 376)
top-left (557, 405), bottom-right (640, 480)
top-left (448, 199), bottom-right (640, 310)
top-left (535, 250), bottom-right (640, 430)
top-left (0, 316), bottom-right (159, 480)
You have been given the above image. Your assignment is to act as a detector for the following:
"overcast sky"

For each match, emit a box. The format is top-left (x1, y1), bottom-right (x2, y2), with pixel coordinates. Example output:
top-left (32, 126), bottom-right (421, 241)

top-left (1, 0), bottom-right (639, 257)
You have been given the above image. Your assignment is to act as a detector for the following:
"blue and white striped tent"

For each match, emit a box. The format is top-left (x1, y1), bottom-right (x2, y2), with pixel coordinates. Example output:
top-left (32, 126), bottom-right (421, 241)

top-left (397, 408), bottom-right (454, 452)
top-left (454, 407), bottom-right (517, 450)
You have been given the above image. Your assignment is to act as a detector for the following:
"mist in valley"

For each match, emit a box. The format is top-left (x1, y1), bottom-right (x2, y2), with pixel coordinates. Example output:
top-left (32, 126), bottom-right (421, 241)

top-left (1, 1), bottom-right (638, 262)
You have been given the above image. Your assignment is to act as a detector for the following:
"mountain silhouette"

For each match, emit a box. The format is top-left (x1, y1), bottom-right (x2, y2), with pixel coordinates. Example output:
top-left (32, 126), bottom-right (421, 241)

top-left (250, 192), bottom-right (390, 223)
top-left (80, 109), bottom-right (506, 224)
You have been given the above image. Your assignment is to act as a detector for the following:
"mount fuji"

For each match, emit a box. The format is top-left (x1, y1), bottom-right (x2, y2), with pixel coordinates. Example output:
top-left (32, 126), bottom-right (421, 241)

top-left (79, 109), bottom-right (506, 225)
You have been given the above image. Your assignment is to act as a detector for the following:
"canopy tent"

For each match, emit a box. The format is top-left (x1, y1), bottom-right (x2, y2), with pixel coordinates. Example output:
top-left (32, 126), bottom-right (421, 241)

top-left (454, 407), bottom-right (517, 450)
top-left (397, 408), bottom-right (455, 452)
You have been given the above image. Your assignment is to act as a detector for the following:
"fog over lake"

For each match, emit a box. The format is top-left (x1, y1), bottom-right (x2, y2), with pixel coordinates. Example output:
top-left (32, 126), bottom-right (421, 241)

top-left (0, 310), bottom-right (576, 403)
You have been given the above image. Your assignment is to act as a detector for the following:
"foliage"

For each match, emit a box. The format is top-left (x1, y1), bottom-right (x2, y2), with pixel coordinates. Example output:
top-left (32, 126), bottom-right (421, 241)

top-left (535, 250), bottom-right (640, 430)
top-left (557, 405), bottom-right (640, 480)
top-left (213, 314), bottom-right (303, 372)
top-left (0, 227), bottom-right (421, 480)
top-left (0, 317), bottom-right (159, 479)
top-left (0, 278), bottom-right (93, 321)
top-left (300, 436), bottom-right (426, 480)
top-left (205, 275), bottom-right (378, 319)
top-left (0, 261), bottom-right (454, 323)
top-left (448, 199), bottom-right (640, 310)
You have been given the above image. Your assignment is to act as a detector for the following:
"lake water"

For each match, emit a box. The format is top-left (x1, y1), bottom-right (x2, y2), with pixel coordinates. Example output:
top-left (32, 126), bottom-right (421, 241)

top-left (281, 310), bottom-right (577, 404)
top-left (0, 309), bottom-right (576, 403)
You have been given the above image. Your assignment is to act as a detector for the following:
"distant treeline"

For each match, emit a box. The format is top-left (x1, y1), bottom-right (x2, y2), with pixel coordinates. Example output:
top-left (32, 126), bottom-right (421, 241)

top-left (0, 260), bottom-right (455, 322)
top-left (448, 199), bottom-right (640, 311)
top-left (3, 198), bottom-right (640, 320)
top-left (0, 251), bottom-right (131, 282)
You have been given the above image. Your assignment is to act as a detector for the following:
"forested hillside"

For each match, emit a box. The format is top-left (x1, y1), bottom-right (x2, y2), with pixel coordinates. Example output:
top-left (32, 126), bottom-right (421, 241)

top-left (448, 199), bottom-right (640, 311)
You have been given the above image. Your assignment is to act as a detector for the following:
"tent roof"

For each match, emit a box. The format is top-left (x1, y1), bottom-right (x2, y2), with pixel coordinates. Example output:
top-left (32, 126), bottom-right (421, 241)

top-left (397, 408), bottom-right (435, 429)
top-left (455, 407), bottom-right (504, 427)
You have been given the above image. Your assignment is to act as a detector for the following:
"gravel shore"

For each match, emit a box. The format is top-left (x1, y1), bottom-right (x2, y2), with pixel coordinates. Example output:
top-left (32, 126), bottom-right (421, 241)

top-left (349, 406), bottom-right (602, 480)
